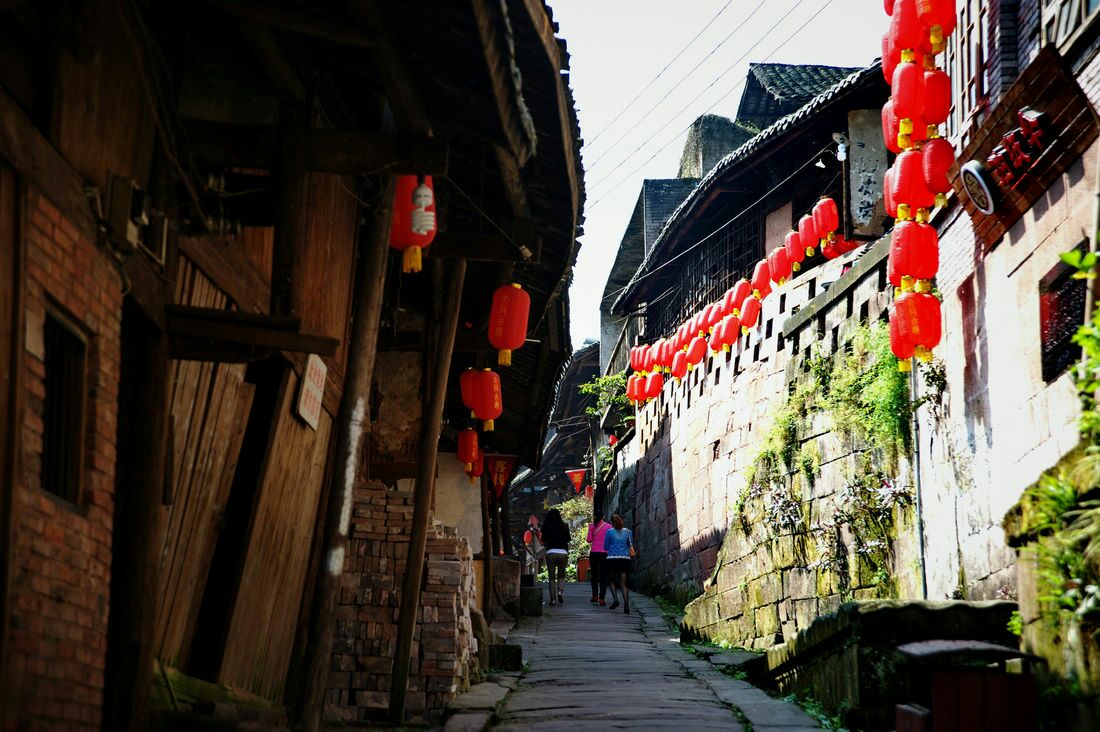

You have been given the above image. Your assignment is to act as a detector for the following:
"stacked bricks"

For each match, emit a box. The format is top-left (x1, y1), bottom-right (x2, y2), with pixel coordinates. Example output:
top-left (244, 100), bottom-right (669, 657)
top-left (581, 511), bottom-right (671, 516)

top-left (8, 190), bottom-right (122, 730)
top-left (325, 479), bottom-right (475, 723)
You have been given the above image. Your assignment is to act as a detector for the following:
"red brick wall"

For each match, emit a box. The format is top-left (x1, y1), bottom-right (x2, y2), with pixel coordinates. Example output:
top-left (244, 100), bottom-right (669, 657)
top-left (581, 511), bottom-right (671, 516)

top-left (7, 189), bottom-right (121, 730)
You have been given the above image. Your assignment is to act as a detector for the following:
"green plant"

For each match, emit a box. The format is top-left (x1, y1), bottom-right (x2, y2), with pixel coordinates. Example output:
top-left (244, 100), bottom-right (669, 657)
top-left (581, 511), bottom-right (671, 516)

top-left (783, 694), bottom-right (850, 731)
top-left (1007, 610), bottom-right (1023, 637)
top-left (579, 373), bottom-right (630, 420)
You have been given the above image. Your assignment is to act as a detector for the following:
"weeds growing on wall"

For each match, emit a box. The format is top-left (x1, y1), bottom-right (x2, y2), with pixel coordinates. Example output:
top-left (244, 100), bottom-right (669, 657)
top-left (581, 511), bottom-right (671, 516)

top-left (579, 372), bottom-right (630, 420)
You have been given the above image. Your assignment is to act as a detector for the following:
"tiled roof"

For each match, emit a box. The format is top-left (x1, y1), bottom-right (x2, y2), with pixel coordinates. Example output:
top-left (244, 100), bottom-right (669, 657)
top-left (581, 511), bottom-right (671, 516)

top-left (737, 63), bottom-right (863, 127)
top-left (611, 60), bottom-right (883, 314)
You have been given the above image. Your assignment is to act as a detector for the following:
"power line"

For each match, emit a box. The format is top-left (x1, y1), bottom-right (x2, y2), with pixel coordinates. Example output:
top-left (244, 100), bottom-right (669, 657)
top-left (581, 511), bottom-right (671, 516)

top-left (585, 0), bottom-right (807, 174)
top-left (585, 0), bottom-right (738, 148)
top-left (586, 0), bottom-right (836, 207)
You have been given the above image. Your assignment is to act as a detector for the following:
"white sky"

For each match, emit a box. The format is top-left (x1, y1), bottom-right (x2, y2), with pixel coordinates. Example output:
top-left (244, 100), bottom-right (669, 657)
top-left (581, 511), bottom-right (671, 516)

top-left (554, 0), bottom-right (887, 349)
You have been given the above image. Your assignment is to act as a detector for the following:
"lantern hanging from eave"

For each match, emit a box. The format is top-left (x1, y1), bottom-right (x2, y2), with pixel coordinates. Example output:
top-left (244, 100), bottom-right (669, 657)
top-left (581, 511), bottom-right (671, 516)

top-left (889, 306), bottom-right (916, 371)
top-left (891, 149), bottom-right (935, 220)
top-left (882, 33), bottom-right (898, 83)
top-left (722, 286), bottom-right (738, 317)
top-left (721, 314), bottom-right (740, 351)
top-left (922, 67), bottom-right (951, 127)
top-left (798, 214), bottom-right (818, 258)
top-left (467, 447), bottom-right (484, 484)
top-left (457, 428), bottom-right (479, 471)
top-left (705, 302), bottom-right (723, 334)
top-left (821, 239), bottom-right (839, 260)
top-left (892, 58), bottom-right (924, 148)
top-left (635, 343), bottom-right (650, 374)
top-left (671, 350), bottom-right (689, 381)
top-left (884, 166), bottom-right (898, 219)
top-left (628, 346), bottom-right (639, 373)
top-left (882, 100), bottom-right (903, 154)
top-left (751, 259), bottom-right (772, 299)
top-left (885, 0), bottom-right (896, 15)
top-left (895, 291), bottom-right (942, 360)
top-left (389, 175), bottom-right (437, 273)
top-left (769, 246), bottom-right (792, 285)
top-left (675, 323), bottom-right (688, 351)
top-left (785, 231), bottom-right (805, 271)
top-left (916, 0), bottom-right (957, 53)
top-left (922, 136), bottom-right (954, 208)
top-left (686, 335), bottom-right (707, 369)
top-left (460, 368), bottom-right (479, 418)
top-left (472, 368), bottom-right (502, 431)
top-left (890, 0), bottom-right (926, 54)
top-left (693, 311), bottom-right (707, 338)
top-left (710, 317), bottom-right (727, 353)
top-left (888, 220), bottom-right (939, 290)
top-left (489, 283), bottom-right (530, 366)
top-left (740, 295), bottom-right (761, 334)
top-left (813, 198), bottom-right (840, 241)
top-left (833, 235), bottom-right (856, 255)
top-left (664, 338), bottom-right (677, 371)
top-left (644, 371), bottom-right (664, 402)
top-left (627, 374), bottom-right (639, 403)
top-left (731, 278), bottom-right (753, 315)
top-left (652, 338), bottom-right (667, 372)
top-left (645, 342), bottom-right (660, 373)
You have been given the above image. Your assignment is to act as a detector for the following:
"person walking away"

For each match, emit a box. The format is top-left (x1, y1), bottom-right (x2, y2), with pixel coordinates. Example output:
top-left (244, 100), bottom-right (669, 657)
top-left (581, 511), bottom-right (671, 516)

top-left (541, 509), bottom-right (570, 605)
top-left (586, 512), bottom-right (610, 605)
top-left (603, 513), bottom-right (634, 614)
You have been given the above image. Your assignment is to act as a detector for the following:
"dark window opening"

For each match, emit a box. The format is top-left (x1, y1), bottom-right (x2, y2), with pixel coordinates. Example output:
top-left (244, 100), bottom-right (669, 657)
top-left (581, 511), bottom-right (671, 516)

top-left (808, 279), bottom-right (817, 299)
top-left (712, 441), bottom-right (720, 461)
top-left (1040, 250), bottom-right (1088, 382)
top-left (42, 308), bottom-right (88, 504)
top-left (766, 319), bottom-right (773, 338)
top-left (714, 367), bottom-right (721, 386)
top-left (859, 300), bottom-right (870, 324)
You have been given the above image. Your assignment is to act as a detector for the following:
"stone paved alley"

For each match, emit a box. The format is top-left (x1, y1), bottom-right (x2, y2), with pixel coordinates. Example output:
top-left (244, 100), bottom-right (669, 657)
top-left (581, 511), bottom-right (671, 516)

top-left (475, 583), bottom-right (821, 731)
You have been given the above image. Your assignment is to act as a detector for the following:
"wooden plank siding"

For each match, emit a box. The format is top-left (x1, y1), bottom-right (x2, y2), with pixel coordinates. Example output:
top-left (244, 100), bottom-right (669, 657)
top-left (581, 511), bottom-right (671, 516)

top-left (154, 257), bottom-right (254, 666)
top-left (219, 374), bottom-right (333, 701)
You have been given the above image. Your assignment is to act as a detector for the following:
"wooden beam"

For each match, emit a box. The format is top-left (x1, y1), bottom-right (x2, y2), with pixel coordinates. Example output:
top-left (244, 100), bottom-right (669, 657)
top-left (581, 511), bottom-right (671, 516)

top-left (472, 1), bottom-right (536, 165)
top-left (183, 121), bottom-right (448, 175)
top-left (204, 0), bottom-right (378, 48)
top-left (239, 22), bottom-right (306, 102)
top-left (491, 145), bottom-right (531, 220)
top-left (165, 305), bottom-right (339, 359)
top-left (271, 102), bottom-right (308, 316)
top-left (480, 473), bottom-right (494, 620)
top-left (122, 253), bottom-right (168, 331)
top-left (389, 258), bottom-right (466, 723)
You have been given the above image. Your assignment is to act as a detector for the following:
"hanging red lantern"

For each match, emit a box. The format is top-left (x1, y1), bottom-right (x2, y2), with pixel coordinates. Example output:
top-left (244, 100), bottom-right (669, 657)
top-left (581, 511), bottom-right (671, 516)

top-left (721, 315), bottom-right (740, 351)
top-left (882, 33), bottom-right (898, 83)
top-left (710, 316), bottom-right (728, 353)
top-left (890, 0), bottom-right (926, 53)
top-left (888, 221), bottom-right (939, 290)
top-left (472, 369), bottom-right (502, 431)
top-left (457, 428), bottom-right (479, 471)
top-left (628, 346), bottom-right (638, 372)
top-left (785, 231), bottom-right (805, 271)
top-left (885, 0), bottom-right (896, 14)
top-left (916, 0), bottom-right (957, 52)
top-left (467, 447), bottom-right (484, 484)
top-left (751, 259), bottom-right (772, 299)
top-left (821, 239), bottom-right (839, 260)
top-left (731, 278), bottom-right (753, 316)
top-left (922, 67), bottom-right (951, 126)
top-left (644, 371), bottom-right (664, 401)
top-left (891, 149), bottom-right (935, 219)
top-left (460, 368), bottom-right (479, 417)
top-left (798, 214), bottom-right (818, 258)
top-left (892, 59), bottom-right (924, 148)
top-left (629, 374), bottom-right (642, 403)
top-left (740, 295), bottom-right (761, 334)
top-left (833, 235), bottom-right (857, 254)
top-left (889, 306), bottom-right (916, 371)
top-left (895, 291), bottom-right (942, 358)
top-left (922, 136), bottom-right (954, 208)
top-left (813, 198), bottom-right (840, 239)
top-left (686, 335), bottom-right (707, 368)
top-left (882, 100), bottom-right (902, 154)
top-left (769, 246), bottom-right (792, 285)
top-left (721, 286), bottom-right (738, 317)
top-left (671, 350), bottom-right (688, 381)
top-left (884, 165), bottom-right (898, 218)
top-left (389, 175), bottom-right (437, 273)
top-left (675, 323), bottom-right (688, 351)
top-left (704, 302), bottom-right (723, 334)
top-left (489, 283), bottom-right (530, 366)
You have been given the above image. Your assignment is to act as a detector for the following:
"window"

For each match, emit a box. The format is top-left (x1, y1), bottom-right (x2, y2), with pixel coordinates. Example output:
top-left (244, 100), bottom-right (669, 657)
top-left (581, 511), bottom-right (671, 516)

top-left (1039, 251), bottom-right (1087, 382)
top-left (945, 0), bottom-right (990, 146)
top-left (42, 308), bottom-right (87, 503)
top-left (1042, 0), bottom-right (1100, 46)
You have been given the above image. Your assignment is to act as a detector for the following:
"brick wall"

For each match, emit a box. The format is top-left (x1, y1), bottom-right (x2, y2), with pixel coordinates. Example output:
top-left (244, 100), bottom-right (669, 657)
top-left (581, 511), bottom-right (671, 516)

top-left (8, 189), bottom-right (121, 730)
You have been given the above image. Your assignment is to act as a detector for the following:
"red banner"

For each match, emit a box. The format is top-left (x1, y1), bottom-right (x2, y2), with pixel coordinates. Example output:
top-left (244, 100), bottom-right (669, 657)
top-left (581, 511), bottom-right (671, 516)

top-left (485, 454), bottom-right (518, 499)
top-left (565, 468), bottom-right (586, 494)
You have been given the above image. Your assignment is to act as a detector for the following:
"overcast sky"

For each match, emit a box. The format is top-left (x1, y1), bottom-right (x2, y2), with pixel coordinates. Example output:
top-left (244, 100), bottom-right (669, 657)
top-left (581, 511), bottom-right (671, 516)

top-left (553, 0), bottom-right (886, 349)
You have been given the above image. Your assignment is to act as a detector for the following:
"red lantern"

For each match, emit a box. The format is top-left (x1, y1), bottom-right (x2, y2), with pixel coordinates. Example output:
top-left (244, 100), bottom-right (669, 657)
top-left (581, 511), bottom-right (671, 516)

top-left (721, 286), bottom-right (738, 317)
top-left (769, 246), bottom-right (792, 285)
top-left (888, 221), bottom-right (939, 289)
top-left (892, 60), bottom-right (924, 147)
top-left (833, 235), bottom-right (856, 254)
top-left (821, 239), bottom-right (839, 260)
top-left (922, 67), bottom-right (951, 126)
top-left (785, 231), bottom-right (805, 271)
top-left (489, 283), bottom-right (530, 366)
top-left (813, 198), bottom-right (839, 238)
top-left (740, 295), bottom-right (761, 334)
top-left (467, 447), bottom-right (484, 484)
top-left (890, 0), bottom-right (925, 53)
top-left (389, 175), bottom-right (437, 273)
top-left (675, 323), bottom-right (689, 351)
top-left (895, 291), bottom-right (942, 357)
top-left (472, 369), bottom-right (502, 431)
top-left (644, 371), bottom-right (664, 401)
top-left (704, 302), bottom-right (723, 334)
top-left (916, 0), bottom-right (957, 52)
top-left (923, 136), bottom-right (954, 208)
top-left (671, 350), bottom-right (688, 381)
top-left (891, 149), bottom-right (935, 219)
top-left (686, 335), bottom-right (707, 368)
top-left (885, 0), bottom-right (896, 14)
top-left (798, 214), bottom-right (818, 258)
top-left (720, 314), bottom-right (740, 351)
top-left (889, 305), bottom-right (916, 371)
top-left (884, 165), bottom-right (898, 218)
top-left (460, 368), bottom-right (479, 417)
top-left (751, 259), bottom-right (772, 299)
top-left (710, 317), bottom-right (727, 353)
top-left (731, 279), bottom-right (753, 316)
top-left (457, 428), bottom-right (479, 471)
top-left (882, 100), bottom-right (902, 154)
top-left (882, 33), bottom-right (898, 83)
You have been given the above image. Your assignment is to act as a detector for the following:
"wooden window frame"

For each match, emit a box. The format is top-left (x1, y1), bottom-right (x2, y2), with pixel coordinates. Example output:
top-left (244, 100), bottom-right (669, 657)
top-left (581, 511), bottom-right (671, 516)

top-left (41, 302), bottom-right (89, 507)
top-left (1038, 244), bottom-right (1088, 383)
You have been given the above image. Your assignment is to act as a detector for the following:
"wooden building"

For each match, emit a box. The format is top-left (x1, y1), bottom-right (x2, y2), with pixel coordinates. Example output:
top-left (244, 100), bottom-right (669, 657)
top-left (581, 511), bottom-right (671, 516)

top-left (0, 1), bottom-right (582, 729)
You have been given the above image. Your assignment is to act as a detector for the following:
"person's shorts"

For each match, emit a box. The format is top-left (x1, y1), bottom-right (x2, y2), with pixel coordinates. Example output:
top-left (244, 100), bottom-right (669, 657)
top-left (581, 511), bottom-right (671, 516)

top-left (606, 557), bottom-right (632, 575)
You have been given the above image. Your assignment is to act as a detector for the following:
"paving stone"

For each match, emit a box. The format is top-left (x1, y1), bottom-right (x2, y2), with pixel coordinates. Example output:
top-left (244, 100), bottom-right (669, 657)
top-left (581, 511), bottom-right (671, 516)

top-left (708, 650), bottom-right (760, 667)
top-left (448, 682), bottom-right (509, 712)
top-left (445, 711), bottom-right (492, 732)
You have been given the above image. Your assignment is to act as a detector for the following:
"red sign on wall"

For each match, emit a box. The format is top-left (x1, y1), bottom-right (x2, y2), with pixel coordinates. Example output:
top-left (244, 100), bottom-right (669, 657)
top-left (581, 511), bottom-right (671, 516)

top-left (485, 454), bottom-right (517, 499)
top-left (565, 469), bottom-right (586, 494)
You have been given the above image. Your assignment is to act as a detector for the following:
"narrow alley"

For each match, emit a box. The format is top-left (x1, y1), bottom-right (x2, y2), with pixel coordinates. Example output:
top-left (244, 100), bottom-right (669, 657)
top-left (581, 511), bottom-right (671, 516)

top-left (484, 584), bottom-right (821, 731)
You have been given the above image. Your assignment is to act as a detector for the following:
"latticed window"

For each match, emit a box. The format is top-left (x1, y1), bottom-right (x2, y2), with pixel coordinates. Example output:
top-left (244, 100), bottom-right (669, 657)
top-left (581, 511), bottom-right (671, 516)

top-left (944, 0), bottom-right (990, 147)
top-left (1042, 0), bottom-right (1100, 46)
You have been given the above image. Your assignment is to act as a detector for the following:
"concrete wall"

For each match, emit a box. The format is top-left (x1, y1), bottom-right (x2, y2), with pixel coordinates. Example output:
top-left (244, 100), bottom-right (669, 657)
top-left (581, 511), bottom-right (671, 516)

top-left (432, 460), bottom-right (483, 552)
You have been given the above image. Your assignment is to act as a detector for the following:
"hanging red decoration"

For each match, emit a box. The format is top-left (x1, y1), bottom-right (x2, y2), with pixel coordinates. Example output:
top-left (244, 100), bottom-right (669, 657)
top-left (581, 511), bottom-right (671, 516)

top-left (389, 175), bottom-right (437, 273)
top-left (721, 286), bottom-right (738, 317)
top-left (731, 278), bottom-right (753, 316)
top-left (813, 198), bottom-right (840, 239)
top-left (785, 231), bottom-right (805, 271)
top-left (895, 291), bottom-right (942, 359)
top-left (489, 283), bottom-right (530, 366)
top-left (884, 166), bottom-right (898, 218)
top-left (882, 33), bottom-right (898, 83)
top-left (686, 335), bottom-right (707, 368)
top-left (460, 368), bottom-right (479, 418)
top-left (751, 259), bottom-right (772, 299)
top-left (457, 428), bottom-right (479, 471)
top-left (644, 371), bottom-right (664, 401)
top-left (885, 0), bottom-right (896, 14)
top-left (892, 59), bottom-right (924, 148)
top-left (922, 67), bottom-right (951, 126)
top-left (671, 350), bottom-right (689, 381)
top-left (833, 235), bottom-right (857, 255)
top-left (720, 314), bottom-right (740, 351)
top-left (769, 246), bottom-right (792, 285)
top-left (467, 447), bottom-right (484, 484)
top-left (472, 369), bottom-right (502, 431)
top-left (888, 221), bottom-right (939, 290)
top-left (890, 0), bottom-right (926, 54)
top-left (710, 317), bottom-right (727, 353)
top-left (798, 214), bottom-right (819, 258)
top-left (916, 0), bottom-right (957, 52)
top-left (705, 302), bottom-right (723, 334)
top-left (922, 137), bottom-right (954, 208)
top-left (882, 100), bottom-right (902, 155)
top-left (740, 295), bottom-right (761, 334)
top-left (889, 306), bottom-right (916, 371)
top-left (891, 149), bottom-right (935, 219)
top-left (821, 239), bottom-right (839, 260)
top-left (675, 323), bottom-right (688, 351)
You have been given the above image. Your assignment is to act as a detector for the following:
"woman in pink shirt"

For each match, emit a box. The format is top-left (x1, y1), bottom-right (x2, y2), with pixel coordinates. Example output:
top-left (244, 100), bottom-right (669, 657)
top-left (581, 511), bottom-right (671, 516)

top-left (586, 512), bottom-right (610, 605)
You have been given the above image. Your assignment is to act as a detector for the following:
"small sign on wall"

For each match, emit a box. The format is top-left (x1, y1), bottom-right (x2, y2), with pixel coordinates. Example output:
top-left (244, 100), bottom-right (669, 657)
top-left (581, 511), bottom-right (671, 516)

top-left (296, 354), bottom-right (327, 430)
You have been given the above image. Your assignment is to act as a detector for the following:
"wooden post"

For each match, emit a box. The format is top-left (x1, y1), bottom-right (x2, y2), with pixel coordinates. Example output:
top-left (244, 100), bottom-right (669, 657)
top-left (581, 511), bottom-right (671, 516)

top-left (388, 258), bottom-right (466, 723)
top-left (271, 102), bottom-right (308, 316)
top-left (490, 490), bottom-right (501, 555)
top-left (298, 176), bottom-right (395, 732)
top-left (499, 484), bottom-right (512, 555)
top-left (480, 472), bottom-right (493, 620)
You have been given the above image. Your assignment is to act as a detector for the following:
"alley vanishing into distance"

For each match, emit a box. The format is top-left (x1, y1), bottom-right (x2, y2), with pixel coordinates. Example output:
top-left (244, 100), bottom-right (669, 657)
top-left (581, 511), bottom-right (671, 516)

top-left (485, 584), bottom-right (820, 731)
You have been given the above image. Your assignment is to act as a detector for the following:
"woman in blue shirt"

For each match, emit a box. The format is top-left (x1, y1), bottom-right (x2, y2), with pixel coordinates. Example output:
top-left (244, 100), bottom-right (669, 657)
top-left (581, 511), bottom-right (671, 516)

top-left (603, 513), bottom-right (634, 614)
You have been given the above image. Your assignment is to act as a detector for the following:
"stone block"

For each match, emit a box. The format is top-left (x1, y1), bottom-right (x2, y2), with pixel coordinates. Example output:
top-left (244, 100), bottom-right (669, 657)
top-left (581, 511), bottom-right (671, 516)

top-left (755, 604), bottom-right (780, 637)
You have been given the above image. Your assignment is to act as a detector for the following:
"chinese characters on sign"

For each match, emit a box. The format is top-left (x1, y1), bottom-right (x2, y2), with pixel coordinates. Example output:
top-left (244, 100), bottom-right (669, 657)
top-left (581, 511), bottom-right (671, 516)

top-left (485, 454), bottom-right (517, 499)
top-left (295, 354), bottom-right (327, 430)
top-left (984, 107), bottom-right (1051, 188)
top-left (565, 469), bottom-right (586, 494)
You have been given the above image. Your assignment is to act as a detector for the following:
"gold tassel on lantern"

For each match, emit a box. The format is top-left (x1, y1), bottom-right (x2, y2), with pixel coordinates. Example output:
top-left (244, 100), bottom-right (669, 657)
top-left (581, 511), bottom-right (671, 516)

top-left (402, 246), bottom-right (422, 273)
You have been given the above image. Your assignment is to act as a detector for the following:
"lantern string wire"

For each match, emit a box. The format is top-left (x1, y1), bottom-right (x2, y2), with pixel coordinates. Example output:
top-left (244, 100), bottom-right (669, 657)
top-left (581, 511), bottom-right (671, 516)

top-left (586, 0), bottom-right (836, 199)
top-left (601, 140), bottom-right (836, 307)
top-left (445, 177), bottom-right (524, 252)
